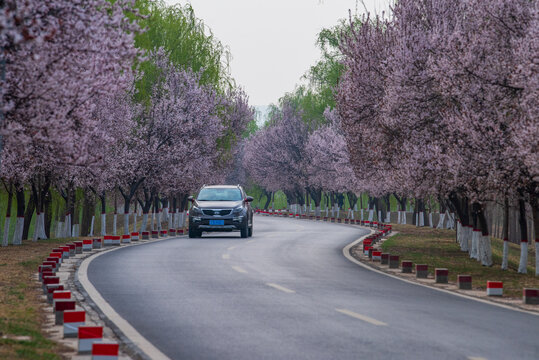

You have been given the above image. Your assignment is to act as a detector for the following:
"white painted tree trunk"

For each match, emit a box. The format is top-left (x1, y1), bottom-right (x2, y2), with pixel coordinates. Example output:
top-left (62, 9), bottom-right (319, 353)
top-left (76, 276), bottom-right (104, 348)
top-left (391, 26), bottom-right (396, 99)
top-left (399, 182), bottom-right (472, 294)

top-left (325, 206), bottom-right (329, 217)
top-left (336, 207), bottom-right (340, 218)
top-left (140, 213), bottom-right (149, 232)
top-left (429, 213), bottom-right (433, 228)
top-left (402, 211), bottom-right (407, 224)
top-left (72, 224), bottom-right (79, 237)
top-left (157, 210), bottom-right (162, 231)
top-left (437, 213), bottom-right (445, 229)
top-left (397, 211), bottom-right (401, 224)
top-left (150, 212), bottom-right (155, 230)
top-left (100, 213), bottom-right (106, 236)
top-left (112, 214), bottom-right (117, 235)
top-left (89, 216), bottom-right (95, 236)
top-left (64, 214), bottom-right (71, 238)
top-left (56, 221), bottom-right (63, 238)
top-left (181, 211), bottom-right (187, 228)
top-left (419, 212), bottom-right (425, 227)
top-left (368, 209), bottom-right (374, 222)
top-left (470, 229), bottom-right (479, 260)
top-left (446, 212), bottom-right (454, 229)
top-left (163, 207), bottom-right (169, 221)
top-left (33, 212), bottom-right (40, 242)
top-left (479, 234), bottom-right (492, 266)
top-left (315, 206), bottom-right (321, 217)
top-left (40, 213), bottom-right (47, 239)
top-left (501, 239), bottom-right (509, 270)
top-left (518, 241), bottom-right (528, 274)
top-left (12, 217), bottom-right (24, 245)
top-left (385, 211), bottom-right (390, 223)
top-left (123, 212), bottom-right (129, 235)
top-left (2, 216), bottom-right (11, 246)
top-left (378, 210), bottom-right (382, 223)
top-left (360, 209), bottom-right (364, 221)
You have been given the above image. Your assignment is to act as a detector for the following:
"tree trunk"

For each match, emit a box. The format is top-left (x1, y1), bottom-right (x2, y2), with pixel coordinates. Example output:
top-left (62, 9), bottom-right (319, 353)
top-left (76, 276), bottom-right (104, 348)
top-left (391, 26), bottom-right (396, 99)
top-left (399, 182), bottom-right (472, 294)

top-left (13, 186), bottom-right (26, 245)
top-left (81, 189), bottom-right (95, 236)
top-left (100, 192), bottom-right (107, 236)
top-left (44, 189), bottom-right (52, 238)
top-left (22, 192), bottom-right (35, 241)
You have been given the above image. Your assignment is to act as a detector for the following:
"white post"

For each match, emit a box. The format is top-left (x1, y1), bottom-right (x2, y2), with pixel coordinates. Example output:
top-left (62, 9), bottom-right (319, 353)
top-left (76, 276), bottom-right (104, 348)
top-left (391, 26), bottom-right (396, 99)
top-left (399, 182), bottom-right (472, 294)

top-left (2, 216), bottom-right (11, 246)
top-left (518, 241), bottom-right (528, 274)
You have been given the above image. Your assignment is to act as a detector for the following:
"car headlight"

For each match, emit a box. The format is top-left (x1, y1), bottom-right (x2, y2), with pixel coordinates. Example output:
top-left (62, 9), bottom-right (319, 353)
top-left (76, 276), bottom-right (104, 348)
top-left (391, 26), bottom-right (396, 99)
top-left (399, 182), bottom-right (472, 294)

top-left (232, 206), bottom-right (243, 215)
top-left (191, 206), bottom-right (203, 216)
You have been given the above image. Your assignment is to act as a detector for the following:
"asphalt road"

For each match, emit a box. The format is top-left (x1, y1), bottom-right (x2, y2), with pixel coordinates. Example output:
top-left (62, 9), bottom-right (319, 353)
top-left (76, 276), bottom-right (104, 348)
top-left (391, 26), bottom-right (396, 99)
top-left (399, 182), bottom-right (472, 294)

top-left (88, 215), bottom-right (539, 360)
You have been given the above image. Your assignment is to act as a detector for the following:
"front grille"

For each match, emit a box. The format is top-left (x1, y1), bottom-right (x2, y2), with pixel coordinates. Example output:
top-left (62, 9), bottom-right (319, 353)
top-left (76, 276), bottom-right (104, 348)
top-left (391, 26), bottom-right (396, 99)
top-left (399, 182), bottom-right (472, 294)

top-left (202, 209), bottom-right (231, 216)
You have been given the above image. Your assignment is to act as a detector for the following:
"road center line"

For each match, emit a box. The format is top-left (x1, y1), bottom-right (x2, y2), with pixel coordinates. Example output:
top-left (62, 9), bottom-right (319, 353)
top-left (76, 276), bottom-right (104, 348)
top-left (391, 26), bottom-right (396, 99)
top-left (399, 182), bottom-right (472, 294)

top-left (222, 254), bottom-right (230, 260)
top-left (246, 240), bottom-right (255, 244)
top-left (467, 357), bottom-right (488, 360)
top-left (227, 246), bottom-right (236, 251)
top-left (231, 265), bottom-right (247, 274)
top-left (266, 283), bottom-right (295, 293)
top-left (335, 308), bottom-right (387, 326)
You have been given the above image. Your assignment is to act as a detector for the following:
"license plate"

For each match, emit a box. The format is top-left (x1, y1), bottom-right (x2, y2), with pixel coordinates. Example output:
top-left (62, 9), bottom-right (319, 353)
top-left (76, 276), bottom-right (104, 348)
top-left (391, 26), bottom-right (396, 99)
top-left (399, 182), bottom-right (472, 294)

top-left (209, 220), bottom-right (224, 225)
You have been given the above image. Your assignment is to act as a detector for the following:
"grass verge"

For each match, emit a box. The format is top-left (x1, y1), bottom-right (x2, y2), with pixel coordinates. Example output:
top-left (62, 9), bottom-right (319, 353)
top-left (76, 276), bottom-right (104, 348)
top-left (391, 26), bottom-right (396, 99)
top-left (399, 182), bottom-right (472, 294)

top-left (0, 238), bottom-right (74, 360)
top-left (381, 224), bottom-right (538, 298)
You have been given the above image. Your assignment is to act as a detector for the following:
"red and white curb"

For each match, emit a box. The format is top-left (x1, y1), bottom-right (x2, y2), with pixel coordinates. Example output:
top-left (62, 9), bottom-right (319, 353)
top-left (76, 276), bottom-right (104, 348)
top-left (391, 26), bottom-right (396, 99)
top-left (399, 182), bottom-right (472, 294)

top-left (342, 230), bottom-right (539, 316)
top-left (77, 240), bottom-right (172, 360)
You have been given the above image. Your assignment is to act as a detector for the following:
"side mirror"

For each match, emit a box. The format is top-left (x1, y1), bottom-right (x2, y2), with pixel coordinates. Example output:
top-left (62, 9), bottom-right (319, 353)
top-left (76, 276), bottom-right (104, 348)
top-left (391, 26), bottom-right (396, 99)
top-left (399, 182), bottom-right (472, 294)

top-left (188, 196), bottom-right (194, 202)
top-left (245, 196), bottom-right (254, 202)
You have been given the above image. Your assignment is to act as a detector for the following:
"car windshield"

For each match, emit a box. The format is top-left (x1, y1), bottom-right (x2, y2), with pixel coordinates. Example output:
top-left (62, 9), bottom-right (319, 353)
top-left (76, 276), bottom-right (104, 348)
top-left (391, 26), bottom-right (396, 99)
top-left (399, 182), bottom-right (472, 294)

top-left (197, 188), bottom-right (243, 201)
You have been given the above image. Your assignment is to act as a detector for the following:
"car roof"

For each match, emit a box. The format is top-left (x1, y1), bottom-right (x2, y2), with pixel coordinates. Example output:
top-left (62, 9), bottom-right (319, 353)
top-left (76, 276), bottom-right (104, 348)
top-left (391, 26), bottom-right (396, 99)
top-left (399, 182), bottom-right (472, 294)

top-left (202, 185), bottom-right (242, 189)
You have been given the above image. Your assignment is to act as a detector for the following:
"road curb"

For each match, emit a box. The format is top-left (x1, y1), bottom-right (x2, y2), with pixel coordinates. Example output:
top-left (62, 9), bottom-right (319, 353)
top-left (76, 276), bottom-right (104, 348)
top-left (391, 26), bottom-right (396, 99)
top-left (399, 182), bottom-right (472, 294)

top-left (343, 228), bottom-right (539, 316)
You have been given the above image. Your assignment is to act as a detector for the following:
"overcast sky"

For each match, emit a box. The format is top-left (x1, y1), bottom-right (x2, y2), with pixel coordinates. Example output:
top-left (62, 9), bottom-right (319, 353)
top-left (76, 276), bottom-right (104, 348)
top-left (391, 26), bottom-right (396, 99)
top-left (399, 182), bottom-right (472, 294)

top-left (164, 0), bottom-right (391, 107)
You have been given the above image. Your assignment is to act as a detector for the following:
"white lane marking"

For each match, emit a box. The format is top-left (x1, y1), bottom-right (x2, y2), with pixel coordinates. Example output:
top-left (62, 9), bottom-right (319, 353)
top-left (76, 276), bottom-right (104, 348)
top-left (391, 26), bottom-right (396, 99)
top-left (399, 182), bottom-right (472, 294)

top-left (227, 246), bottom-right (236, 251)
top-left (231, 265), bottom-right (248, 274)
top-left (266, 283), bottom-right (295, 293)
top-left (335, 308), bottom-right (387, 326)
top-left (467, 357), bottom-right (488, 360)
top-left (222, 254), bottom-right (230, 260)
top-left (78, 241), bottom-right (172, 360)
top-left (342, 231), bottom-right (539, 317)
top-left (246, 240), bottom-right (255, 244)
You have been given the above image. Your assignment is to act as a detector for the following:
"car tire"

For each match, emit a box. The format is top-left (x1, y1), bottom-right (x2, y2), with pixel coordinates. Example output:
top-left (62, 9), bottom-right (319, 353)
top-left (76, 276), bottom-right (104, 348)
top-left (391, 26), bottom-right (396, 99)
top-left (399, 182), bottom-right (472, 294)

top-left (240, 223), bottom-right (248, 238)
top-left (248, 225), bottom-right (253, 237)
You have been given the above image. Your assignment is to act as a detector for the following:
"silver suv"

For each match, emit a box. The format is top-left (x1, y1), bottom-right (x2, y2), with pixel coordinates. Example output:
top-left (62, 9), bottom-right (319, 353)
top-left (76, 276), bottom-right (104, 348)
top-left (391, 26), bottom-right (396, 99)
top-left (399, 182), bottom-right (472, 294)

top-left (188, 185), bottom-right (254, 238)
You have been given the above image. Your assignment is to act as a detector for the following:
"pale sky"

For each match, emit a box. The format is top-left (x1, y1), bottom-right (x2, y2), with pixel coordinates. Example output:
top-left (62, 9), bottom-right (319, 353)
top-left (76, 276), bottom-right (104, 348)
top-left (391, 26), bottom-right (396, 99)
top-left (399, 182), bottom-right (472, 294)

top-left (164, 0), bottom-right (391, 107)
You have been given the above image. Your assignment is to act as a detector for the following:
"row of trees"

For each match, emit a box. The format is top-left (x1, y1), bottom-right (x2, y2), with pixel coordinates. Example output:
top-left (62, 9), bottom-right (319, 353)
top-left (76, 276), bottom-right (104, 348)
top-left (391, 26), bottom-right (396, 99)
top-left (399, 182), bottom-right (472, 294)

top-left (0, 0), bottom-right (254, 245)
top-left (243, 0), bottom-right (537, 274)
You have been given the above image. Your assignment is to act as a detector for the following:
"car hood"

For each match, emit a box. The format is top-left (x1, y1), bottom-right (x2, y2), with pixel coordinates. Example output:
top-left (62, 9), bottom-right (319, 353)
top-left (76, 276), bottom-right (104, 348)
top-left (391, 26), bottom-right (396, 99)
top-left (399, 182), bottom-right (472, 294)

top-left (195, 200), bottom-right (242, 209)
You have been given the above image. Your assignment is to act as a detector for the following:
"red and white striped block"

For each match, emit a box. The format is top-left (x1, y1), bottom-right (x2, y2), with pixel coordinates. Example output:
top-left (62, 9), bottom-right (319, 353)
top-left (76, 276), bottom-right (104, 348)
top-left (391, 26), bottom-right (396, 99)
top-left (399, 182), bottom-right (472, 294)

top-left (121, 234), bottom-right (131, 244)
top-left (44, 258), bottom-right (59, 270)
top-left (151, 230), bottom-right (159, 239)
top-left (78, 326), bottom-right (103, 354)
top-left (177, 229), bottom-right (184, 235)
top-left (103, 235), bottom-right (114, 246)
top-left (487, 281), bottom-right (503, 296)
top-left (63, 310), bottom-right (85, 338)
top-left (160, 230), bottom-right (167, 237)
top-left (93, 238), bottom-right (102, 249)
top-left (141, 231), bottom-right (150, 240)
top-left (59, 246), bottom-right (71, 258)
top-left (111, 236), bottom-right (121, 246)
top-left (54, 299), bottom-right (76, 325)
top-left (372, 251), bottom-right (382, 261)
top-left (45, 284), bottom-right (64, 300)
top-left (67, 243), bottom-right (76, 255)
top-left (52, 248), bottom-right (66, 260)
top-left (168, 229), bottom-right (176, 237)
top-left (50, 252), bottom-right (63, 264)
top-left (82, 239), bottom-right (93, 251)
top-left (92, 341), bottom-right (119, 360)
top-left (74, 242), bottom-right (83, 254)
top-left (131, 232), bottom-right (139, 241)
top-left (52, 290), bottom-right (71, 305)
top-left (38, 265), bottom-right (53, 280)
